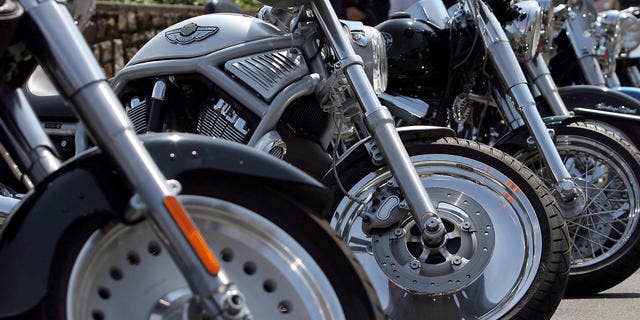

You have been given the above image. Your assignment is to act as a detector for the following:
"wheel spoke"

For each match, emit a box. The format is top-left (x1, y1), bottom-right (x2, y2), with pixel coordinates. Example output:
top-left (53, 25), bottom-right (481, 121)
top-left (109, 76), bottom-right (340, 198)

top-left (567, 219), bottom-right (617, 243)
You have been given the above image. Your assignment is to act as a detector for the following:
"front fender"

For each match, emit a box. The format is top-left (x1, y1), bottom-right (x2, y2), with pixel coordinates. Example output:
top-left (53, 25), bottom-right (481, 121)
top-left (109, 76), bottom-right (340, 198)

top-left (322, 126), bottom-right (456, 183)
top-left (494, 115), bottom-right (582, 153)
top-left (0, 133), bottom-right (330, 317)
top-left (535, 85), bottom-right (640, 147)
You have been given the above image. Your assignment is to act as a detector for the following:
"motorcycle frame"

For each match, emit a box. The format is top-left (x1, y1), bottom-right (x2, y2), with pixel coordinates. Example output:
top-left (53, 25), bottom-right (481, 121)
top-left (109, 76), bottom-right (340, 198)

top-left (115, 0), bottom-right (451, 237)
top-left (1, 0), bottom-right (247, 316)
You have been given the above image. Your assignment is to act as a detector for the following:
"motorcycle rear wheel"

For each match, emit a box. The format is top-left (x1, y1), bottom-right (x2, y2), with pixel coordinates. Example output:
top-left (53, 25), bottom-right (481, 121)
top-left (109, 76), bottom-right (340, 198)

top-left (329, 138), bottom-right (569, 320)
top-left (514, 122), bottom-right (640, 296)
top-left (36, 191), bottom-right (384, 319)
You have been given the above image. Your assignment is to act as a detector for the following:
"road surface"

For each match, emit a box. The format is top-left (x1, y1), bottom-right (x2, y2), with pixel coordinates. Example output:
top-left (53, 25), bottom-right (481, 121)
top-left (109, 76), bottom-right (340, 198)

top-left (554, 271), bottom-right (640, 319)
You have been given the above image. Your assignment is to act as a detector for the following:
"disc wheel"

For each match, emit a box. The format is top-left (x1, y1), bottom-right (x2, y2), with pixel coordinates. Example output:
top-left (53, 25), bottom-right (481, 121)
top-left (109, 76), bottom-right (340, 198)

top-left (66, 196), bottom-right (343, 320)
top-left (38, 186), bottom-right (384, 320)
top-left (515, 122), bottom-right (640, 296)
top-left (329, 138), bottom-right (569, 320)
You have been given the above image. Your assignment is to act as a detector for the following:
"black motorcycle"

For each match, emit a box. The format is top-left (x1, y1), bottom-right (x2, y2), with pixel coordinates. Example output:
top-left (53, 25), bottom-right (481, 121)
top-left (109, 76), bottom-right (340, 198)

top-left (380, 0), bottom-right (640, 295)
top-left (0, 0), bottom-right (384, 319)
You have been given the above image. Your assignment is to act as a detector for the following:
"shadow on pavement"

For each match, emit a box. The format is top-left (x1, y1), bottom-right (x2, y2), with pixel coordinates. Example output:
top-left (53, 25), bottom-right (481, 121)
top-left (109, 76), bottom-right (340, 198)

top-left (564, 292), bottom-right (640, 299)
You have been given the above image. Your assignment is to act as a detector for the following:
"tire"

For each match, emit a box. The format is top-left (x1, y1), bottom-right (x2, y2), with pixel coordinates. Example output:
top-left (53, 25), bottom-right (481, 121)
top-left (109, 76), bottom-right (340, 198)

top-left (513, 122), bottom-right (640, 296)
top-left (328, 137), bottom-right (569, 320)
top-left (34, 180), bottom-right (384, 320)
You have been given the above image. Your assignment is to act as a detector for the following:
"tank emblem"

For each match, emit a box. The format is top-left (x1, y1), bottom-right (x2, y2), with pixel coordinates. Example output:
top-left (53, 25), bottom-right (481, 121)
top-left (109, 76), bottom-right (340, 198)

top-left (165, 23), bottom-right (219, 44)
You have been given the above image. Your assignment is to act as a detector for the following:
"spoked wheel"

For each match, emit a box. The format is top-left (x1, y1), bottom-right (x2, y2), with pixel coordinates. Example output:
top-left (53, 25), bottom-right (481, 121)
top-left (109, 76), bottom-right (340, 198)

top-left (40, 193), bottom-right (384, 320)
top-left (329, 138), bottom-right (569, 319)
top-left (515, 122), bottom-right (640, 296)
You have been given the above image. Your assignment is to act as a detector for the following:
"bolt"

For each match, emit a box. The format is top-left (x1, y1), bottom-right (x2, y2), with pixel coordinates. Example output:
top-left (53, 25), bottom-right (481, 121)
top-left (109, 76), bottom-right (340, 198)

top-left (526, 136), bottom-right (535, 146)
top-left (191, 150), bottom-right (198, 158)
top-left (386, 179), bottom-right (395, 187)
top-left (452, 256), bottom-right (462, 266)
top-left (425, 217), bottom-right (441, 232)
top-left (461, 221), bottom-right (471, 231)
top-left (399, 201), bottom-right (408, 210)
top-left (393, 228), bottom-right (405, 237)
top-left (169, 153), bottom-right (176, 160)
top-left (409, 260), bottom-right (421, 270)
top-left (223, 293), bottom-right (245, 316)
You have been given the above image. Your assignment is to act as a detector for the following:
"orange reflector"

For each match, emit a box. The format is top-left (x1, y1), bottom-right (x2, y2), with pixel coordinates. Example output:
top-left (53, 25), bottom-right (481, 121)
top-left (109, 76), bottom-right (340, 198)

top-left (163, 195), bottom-right (220, 275)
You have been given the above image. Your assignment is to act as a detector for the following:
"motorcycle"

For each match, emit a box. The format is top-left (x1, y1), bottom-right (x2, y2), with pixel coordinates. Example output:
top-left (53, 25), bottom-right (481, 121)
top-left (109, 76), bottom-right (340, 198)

top-left (0, 0), bottom-right (384, 319)
top-left (21, 0), bottom-right (575, 318)
top-left (380, 0), bottom-right (640, 296)
top-left (548, 0), bottom-right (640, 97)
top-left (521, 0), bottom-right (640, 150)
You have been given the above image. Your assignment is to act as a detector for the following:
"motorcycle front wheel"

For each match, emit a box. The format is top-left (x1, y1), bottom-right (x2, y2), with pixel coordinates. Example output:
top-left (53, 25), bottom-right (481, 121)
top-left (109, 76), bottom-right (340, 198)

top-left (514, 122), bottom-right (640, 296)
top-left (329, 138), bottom-right (569, 320)
top-left (36, 193), bottom-right (384, 320)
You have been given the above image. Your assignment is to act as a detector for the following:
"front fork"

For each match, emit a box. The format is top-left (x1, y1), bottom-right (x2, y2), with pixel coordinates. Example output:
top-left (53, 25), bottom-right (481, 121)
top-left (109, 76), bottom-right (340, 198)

top-left (313, 0), bottom-right (446, 244)
top-left (476, 0), bottom-right (585, 215)
top-left (626, 65), bottom-right (640, 87)
top-left (25, 1), bottom-right (246, 318)
top-left (565, 13), bottom-right (620, 87)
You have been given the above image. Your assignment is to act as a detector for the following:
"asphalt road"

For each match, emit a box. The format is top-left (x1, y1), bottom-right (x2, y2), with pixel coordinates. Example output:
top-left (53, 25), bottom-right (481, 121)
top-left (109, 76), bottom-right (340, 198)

top-left (553, 271), bottom-right (640, 319)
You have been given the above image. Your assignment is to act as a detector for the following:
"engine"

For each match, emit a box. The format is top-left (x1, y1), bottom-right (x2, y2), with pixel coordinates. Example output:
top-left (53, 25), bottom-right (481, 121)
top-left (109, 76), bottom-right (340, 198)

top-left (195, 98), bottom-right (250, 143)
top-left (125, 96), bottom-right (252, 144)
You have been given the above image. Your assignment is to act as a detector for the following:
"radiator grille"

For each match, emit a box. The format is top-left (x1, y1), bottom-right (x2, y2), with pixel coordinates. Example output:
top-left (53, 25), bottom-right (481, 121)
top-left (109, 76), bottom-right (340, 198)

top-left (225, 49), bottom-right (308, 101)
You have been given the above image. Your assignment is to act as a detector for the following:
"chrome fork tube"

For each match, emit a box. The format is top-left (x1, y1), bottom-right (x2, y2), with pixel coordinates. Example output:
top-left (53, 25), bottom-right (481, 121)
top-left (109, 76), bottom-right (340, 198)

top-left (312, 0), bottom-right (443, 236)
top-left (627, 65), bottom-right (640, 87)
top-left (606, 72), bottom-right (621, 88)
top-left (476, 0), bottom-right (579, 200)
top-left (0, 88), bottom-right (61, 185)
top-left (25, 1), bottom-right (232, 316)
top-left (578, 56), bottom-right (608, 86)
top-left (525, 54), bottom-right (571, 116)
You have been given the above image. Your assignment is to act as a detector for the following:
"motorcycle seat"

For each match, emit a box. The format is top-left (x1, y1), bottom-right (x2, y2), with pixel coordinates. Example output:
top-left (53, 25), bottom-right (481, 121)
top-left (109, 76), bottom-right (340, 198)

top-left (23, 66), bottom-right (75, 119)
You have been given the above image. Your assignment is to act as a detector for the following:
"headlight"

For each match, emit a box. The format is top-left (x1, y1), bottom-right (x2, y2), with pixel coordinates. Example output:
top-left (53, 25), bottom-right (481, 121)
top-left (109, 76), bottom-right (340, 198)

top-left (67, 0), bottom-right (96, 30)
top-left (595, 8), bottom-right (640, 67)
top-left (345, 21), bottom-right (388, 94)
top-left (504, 0), bottom-right (543, 61)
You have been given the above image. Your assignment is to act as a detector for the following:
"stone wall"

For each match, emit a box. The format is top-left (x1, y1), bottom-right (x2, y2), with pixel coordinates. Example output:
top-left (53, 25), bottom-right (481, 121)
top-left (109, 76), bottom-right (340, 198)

top-left (84, 2), bottom-right (204, 77)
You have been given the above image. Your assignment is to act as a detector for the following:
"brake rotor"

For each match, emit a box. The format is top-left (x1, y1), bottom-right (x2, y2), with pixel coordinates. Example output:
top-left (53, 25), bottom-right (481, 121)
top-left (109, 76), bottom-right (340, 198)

top-left (371, 188), bottom-right (495, 294)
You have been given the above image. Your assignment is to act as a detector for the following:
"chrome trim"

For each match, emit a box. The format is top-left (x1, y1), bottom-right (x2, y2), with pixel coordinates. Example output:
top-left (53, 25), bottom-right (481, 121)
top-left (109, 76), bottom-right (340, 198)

top-left (525, 54), bottom-right (570, 115)
top-left (248, 74), bottom-right (320, 146)
top-left (504, 1), bottom-right (543, 61)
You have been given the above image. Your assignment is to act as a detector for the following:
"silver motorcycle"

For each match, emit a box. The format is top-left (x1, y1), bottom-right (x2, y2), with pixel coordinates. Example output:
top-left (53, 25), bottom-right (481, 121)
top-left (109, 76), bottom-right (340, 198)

top-left (548, 0), bottom-right (640, 88)
top-left (57, 0), bottom-right (576, 318)
top-left (0, 0), bottom-right (384, 319)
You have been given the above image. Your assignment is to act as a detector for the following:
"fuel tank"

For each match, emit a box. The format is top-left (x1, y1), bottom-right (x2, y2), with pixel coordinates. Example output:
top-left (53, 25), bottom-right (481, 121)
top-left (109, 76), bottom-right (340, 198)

top-left (127, 13), bottom-right (284, 66)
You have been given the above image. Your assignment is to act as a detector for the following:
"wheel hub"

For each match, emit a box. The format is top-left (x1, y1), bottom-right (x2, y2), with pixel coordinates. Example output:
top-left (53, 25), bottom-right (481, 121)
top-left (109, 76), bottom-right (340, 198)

top-left (148, 288), bottom-right (194, 320)
top-left (371, 189), bottom-right (495, 294)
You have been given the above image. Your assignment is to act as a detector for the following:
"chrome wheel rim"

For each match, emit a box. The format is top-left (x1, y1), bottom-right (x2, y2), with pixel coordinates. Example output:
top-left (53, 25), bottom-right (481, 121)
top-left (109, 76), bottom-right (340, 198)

top-left (518, 134), bottom-right (640, 272)
top-left (331, 154), bottom-right (542, 320)
top-left (67, 196), bottom-right (344, 320)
